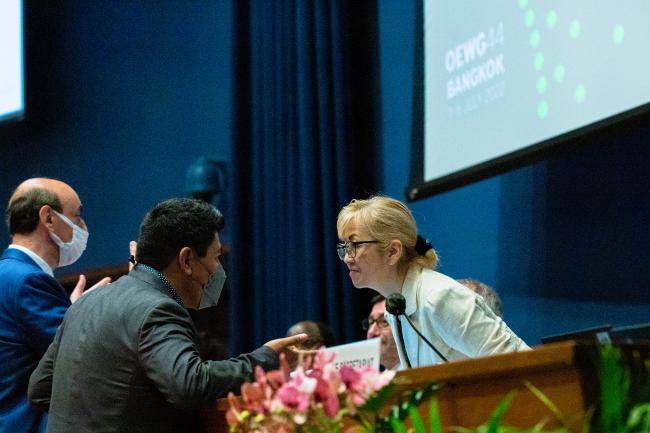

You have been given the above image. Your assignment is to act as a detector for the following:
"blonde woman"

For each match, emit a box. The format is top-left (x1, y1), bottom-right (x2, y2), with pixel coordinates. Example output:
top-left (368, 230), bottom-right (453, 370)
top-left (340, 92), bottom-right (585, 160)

top-left (336, 196), bottom-right (529, 368)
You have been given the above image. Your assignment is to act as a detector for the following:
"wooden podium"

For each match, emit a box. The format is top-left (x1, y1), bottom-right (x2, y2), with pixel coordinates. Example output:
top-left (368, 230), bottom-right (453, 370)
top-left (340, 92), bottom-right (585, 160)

top-left (201, 341), bottom-right (597, 432)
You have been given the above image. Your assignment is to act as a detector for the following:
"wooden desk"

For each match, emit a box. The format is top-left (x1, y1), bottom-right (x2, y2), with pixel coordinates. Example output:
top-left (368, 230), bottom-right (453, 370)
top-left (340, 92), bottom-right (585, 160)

top-left (202, 341), bottom-right (596, 432)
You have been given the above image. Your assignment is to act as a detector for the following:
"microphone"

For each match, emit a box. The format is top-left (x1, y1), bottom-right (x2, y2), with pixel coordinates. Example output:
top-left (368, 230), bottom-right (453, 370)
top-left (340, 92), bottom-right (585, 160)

top-left (385, 293), bottom-right (406, 315)
top-left (386, 293), bottom-right (448, 363)
top-left (385, 293), bottom-right (411, 368)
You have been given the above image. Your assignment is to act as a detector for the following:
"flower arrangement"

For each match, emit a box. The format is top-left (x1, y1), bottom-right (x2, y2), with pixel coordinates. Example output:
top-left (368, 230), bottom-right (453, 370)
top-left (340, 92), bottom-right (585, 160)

top-left (226, 350), bottom-right (395, 433)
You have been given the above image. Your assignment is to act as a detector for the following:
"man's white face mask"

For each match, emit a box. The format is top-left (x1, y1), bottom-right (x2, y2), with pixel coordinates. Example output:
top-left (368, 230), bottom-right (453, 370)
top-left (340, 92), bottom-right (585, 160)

top-left (199, 265), bottom-right (226, 309)
top-left (49, 210), bottom-right (89, 267)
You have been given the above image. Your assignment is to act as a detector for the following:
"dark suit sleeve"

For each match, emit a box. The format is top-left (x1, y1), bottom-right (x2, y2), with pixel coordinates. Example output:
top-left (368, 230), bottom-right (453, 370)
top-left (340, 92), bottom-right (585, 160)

top-left (28, 318), bottom-right (65, 407)
top-left (16, 273), bottom-right (70, 355)
top-left (138, 301), bottom-right (278, 411)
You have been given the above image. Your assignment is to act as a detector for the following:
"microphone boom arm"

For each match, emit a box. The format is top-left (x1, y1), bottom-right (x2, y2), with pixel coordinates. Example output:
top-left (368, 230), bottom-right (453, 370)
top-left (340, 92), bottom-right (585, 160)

top-left (403, 315), bottom-right (449, 362)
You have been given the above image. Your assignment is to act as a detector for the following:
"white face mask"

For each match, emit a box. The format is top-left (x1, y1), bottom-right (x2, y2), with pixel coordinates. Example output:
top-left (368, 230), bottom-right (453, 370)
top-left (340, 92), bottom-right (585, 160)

top-left (49, 210), bottom-right (89, 267)
top-left (198, 265), bottom-right (227, 310)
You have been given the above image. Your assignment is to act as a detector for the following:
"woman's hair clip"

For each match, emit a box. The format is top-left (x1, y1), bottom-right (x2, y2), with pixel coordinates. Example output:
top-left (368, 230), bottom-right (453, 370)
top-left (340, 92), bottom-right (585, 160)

top-left (414, 235), bottom-right (433, 256)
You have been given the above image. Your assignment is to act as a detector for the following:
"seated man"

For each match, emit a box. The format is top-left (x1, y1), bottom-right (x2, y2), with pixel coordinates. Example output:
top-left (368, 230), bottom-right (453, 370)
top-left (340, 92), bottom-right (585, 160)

top-left (286, 320), bottom-right (336, 350)
top-left (28, 198), bottom-right (306, 433)
top-left (364, 295), bottom-right (400, 370)
top-left (458, 278), bottom-right (503, 318)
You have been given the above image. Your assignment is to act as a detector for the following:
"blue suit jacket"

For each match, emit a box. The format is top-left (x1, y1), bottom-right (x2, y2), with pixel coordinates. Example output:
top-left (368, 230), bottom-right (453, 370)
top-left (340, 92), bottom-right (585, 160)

top-left (0, 248), bottom-right (70, 433)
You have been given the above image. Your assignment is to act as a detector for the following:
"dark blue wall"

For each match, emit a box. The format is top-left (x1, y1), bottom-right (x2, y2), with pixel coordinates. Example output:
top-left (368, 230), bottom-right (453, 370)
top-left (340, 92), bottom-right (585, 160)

top-left (2, 1), bottom-right (648, 348)
top-left (378, 1), bottom-right (650, 345)
top-left (1, 1), bottom-right (234, 273)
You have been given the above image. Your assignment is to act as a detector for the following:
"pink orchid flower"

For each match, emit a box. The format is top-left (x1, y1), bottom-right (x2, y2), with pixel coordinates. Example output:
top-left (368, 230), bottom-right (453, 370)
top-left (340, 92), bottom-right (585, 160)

top-left (225, 346), bottom-right (395, 432)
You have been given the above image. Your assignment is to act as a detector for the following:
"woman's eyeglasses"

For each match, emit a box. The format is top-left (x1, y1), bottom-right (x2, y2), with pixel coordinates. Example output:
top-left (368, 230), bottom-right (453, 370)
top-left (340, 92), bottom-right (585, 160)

top-left (336, 240), bottom-right (378, 261)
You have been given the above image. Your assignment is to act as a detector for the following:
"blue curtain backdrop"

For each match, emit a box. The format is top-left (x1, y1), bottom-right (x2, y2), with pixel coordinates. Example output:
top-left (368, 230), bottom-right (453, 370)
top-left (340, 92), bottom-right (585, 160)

top-left (229, 1), bottom-right (381, 354)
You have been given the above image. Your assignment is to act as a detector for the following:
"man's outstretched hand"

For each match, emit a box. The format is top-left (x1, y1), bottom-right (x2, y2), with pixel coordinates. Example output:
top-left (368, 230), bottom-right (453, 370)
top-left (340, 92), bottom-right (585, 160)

top-left (70, 275), bottom-right (111, 303)
top-left (264, 333), bottom-right (315, 370)
top-left (129, 241), bottom-right (137, 270)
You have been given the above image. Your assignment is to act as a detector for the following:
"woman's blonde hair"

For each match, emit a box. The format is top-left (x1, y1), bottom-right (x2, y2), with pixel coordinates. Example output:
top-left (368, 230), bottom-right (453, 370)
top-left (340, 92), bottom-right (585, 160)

top-left (336, 196), bottom-right (438, 270)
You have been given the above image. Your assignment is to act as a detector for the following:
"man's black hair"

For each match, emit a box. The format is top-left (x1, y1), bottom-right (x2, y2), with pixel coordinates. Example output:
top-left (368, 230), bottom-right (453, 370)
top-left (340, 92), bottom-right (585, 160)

top-left (5, 188), bottom-right (62, 235)
top-left (136, 198), bottom-right (224, 271)
top-left (370, 293), bottom-right (385, 306)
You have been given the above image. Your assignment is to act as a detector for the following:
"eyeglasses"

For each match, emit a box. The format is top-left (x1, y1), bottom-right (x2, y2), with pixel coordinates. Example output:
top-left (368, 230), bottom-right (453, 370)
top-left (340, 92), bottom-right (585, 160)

top-left (336, 240), bottom-right (379, 261)
top-left (361, 317), bottom-right (390, 331)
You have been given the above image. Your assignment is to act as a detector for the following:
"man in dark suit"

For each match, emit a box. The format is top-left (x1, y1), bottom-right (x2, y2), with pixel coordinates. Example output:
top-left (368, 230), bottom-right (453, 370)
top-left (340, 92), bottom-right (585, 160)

top-left (0, 178), bottom-right (110, 433)
top-left (28, 198), bottom-right (306, 433)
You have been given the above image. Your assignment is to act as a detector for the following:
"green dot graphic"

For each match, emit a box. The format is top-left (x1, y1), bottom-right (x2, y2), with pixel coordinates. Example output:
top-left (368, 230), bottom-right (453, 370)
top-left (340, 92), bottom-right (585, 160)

top-left (525, 9), bottom-right (535, 28)
top-left (574, 84), bottom-right (586, 103)
top-left (534, 52), bottom-right (544, 70)
top-left (537, 76), bottom-right (548, 94)
top-left (518, 0), bottom-right (528, 10)
top-left (554, 64), bottom-right (566, 82)
top-left (538, 100), bottom-right (549, 119)
top-left (530, 30), bottom-right (541, 48)
top-left (546, 10), bottom-right (557, 29)
top-left (569, 20), bottom-right (581, 38)
top-left (612, 25), bottom-right (625, 44)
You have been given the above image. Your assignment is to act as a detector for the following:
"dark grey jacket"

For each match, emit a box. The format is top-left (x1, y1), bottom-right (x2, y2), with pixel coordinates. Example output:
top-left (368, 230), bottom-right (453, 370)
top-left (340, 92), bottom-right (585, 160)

top-left (28, 265), bottom-right (277, 433)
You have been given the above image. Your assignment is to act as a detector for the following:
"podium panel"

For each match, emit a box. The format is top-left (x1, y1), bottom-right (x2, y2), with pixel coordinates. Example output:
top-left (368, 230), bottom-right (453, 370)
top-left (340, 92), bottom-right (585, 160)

top-left (385, 341), bottom-right (591, 431)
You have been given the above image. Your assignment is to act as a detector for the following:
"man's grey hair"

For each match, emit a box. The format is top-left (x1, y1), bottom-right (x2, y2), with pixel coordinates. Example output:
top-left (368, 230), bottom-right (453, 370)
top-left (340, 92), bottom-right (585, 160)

top-left (458, 278), bottom-right (503, 318)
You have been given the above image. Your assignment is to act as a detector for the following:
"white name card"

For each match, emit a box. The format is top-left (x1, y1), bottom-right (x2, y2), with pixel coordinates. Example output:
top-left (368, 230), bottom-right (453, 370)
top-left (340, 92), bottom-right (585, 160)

top-left (324, 337), bottom-right (381, 370)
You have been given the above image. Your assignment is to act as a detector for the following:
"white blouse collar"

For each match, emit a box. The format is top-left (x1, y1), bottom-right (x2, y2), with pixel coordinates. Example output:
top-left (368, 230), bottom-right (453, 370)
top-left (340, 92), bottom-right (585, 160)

top-left (401, 265), bottom-right (422, 316)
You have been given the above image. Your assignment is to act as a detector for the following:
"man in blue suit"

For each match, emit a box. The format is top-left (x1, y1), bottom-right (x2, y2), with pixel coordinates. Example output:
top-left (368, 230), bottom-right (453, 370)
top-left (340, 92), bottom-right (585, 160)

top-left (0, 178), bottom-right (110, 433)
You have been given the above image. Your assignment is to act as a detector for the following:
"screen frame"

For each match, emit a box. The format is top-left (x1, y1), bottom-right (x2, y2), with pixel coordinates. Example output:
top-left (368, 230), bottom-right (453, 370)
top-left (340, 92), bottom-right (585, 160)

top-left (0, 0), bottom-right (25, 125)
top-left (406, 0), bottom-right (650, 202)
top-left (540, 324), bottom-right (612, 345)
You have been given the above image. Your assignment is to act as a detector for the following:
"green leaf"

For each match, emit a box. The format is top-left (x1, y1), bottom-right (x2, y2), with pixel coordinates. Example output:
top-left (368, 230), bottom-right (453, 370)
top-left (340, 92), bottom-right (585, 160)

top-left (524, 381), bottom-right (566, 425)
top-left (376, 382), bottom-right (440, 429)
top-left (449, 427), bottom-right (475, 433)
top-left (360, 383), bottom-right (397, 413)
top-left (428, 398), bottom-right (443, 433)
top-left (390, 416), bottom-right (409, 433)
top-left (597, 344), bottom-right (630, 433)
top-left (627, 403), bottom-right (650, 432)
top-left (486, 391), bottom-right (516, 433)
top-left (408, 405), bottom-right (427, 433)
top-left (581, 407), bottom-right (594, 433)
top-left (529, 416), bottom-right (549, 432)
